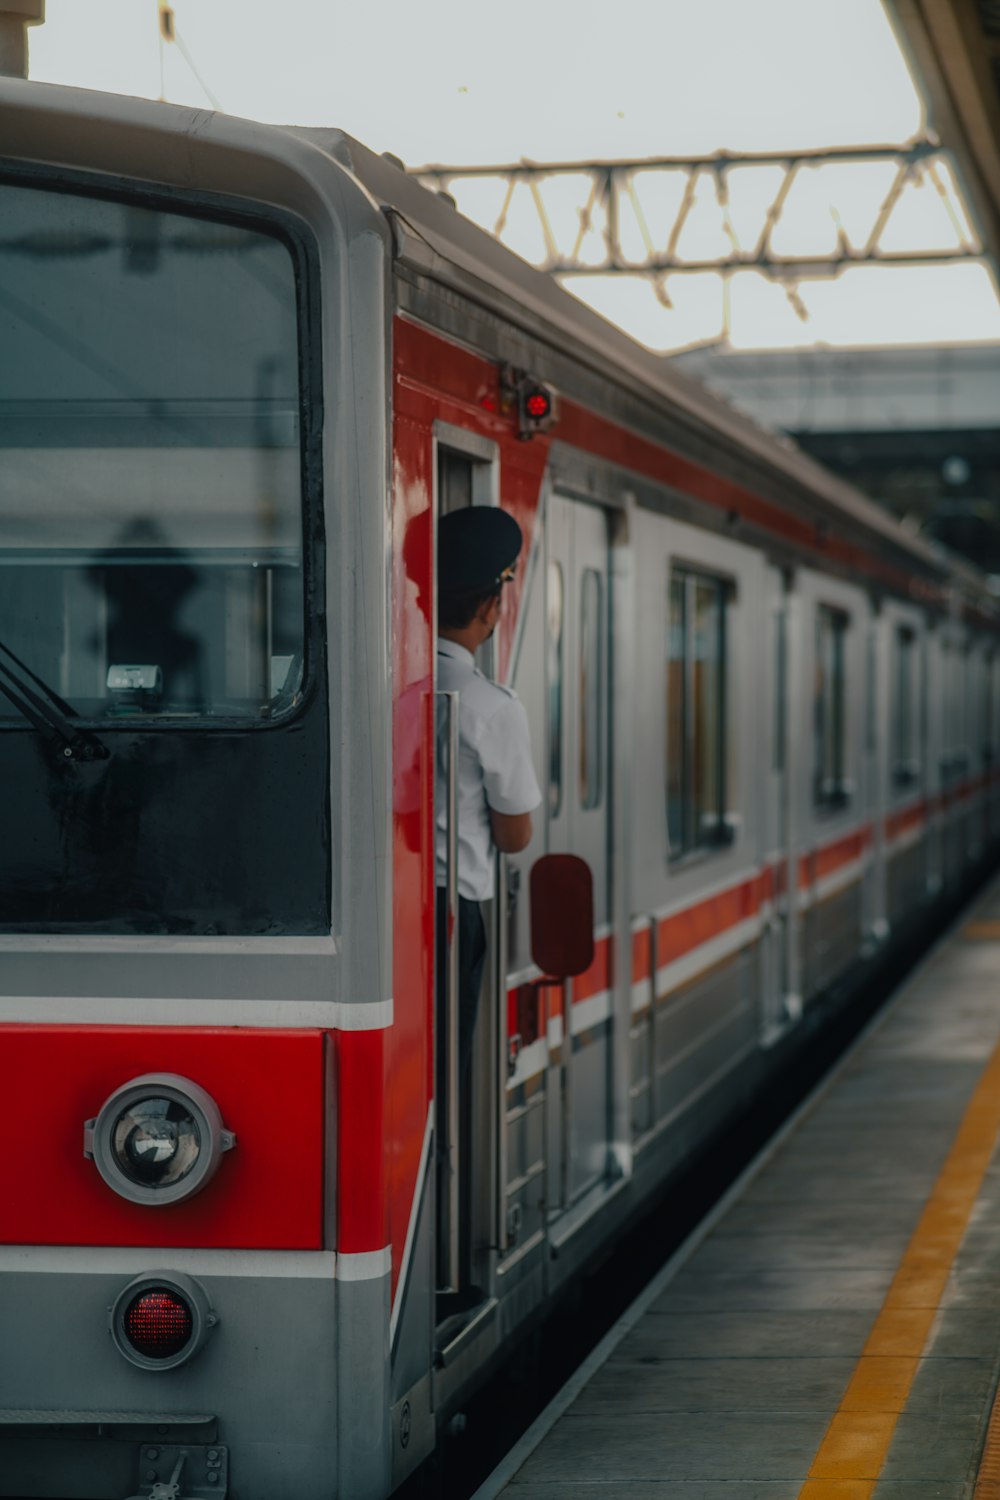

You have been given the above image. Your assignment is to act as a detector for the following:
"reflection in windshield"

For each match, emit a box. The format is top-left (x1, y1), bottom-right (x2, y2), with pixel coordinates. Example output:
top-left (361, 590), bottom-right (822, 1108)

top-left (0, 181), bottom-right (305, 725)
top-left (90, 519), bottom-right (206, 715)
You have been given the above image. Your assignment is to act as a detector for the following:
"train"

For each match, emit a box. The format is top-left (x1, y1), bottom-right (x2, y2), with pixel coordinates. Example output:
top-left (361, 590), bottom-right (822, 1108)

top-left (1, 76), bottom-right (999, 1500)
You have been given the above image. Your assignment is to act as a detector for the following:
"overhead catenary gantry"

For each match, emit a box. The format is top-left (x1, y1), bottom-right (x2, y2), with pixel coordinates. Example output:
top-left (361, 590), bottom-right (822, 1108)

top-left (414, 141), bottom-right (986, 317)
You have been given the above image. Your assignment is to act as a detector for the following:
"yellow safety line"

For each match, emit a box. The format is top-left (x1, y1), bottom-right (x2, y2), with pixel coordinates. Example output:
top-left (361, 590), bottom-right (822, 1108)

top-left (973, 1380), bottom-right (1000, 1500)
top-left (963, 921), bottom-right (1000, 940)
top-left (797, 1031), bottom-right (1000, 1500)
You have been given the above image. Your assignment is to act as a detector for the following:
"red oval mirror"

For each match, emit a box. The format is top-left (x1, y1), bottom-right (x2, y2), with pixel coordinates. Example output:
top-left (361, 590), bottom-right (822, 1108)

top-left (529, 853), bottom-right (594, 979)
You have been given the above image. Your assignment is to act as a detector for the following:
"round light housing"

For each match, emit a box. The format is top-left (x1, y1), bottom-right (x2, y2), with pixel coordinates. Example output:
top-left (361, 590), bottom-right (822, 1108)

top-left (110, 1271), bottom-right (216, 1371)
top-left (84, 1074), bottom-right (235, 1206)
top-left (517, 377), bottom-right (558, 438)
top-left (124, 1287), bottom-right (193, 1358)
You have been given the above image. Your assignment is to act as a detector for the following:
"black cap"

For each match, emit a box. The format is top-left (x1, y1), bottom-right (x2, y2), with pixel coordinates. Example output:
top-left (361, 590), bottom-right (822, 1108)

top-left (438, 507), bottom-right (522, 595)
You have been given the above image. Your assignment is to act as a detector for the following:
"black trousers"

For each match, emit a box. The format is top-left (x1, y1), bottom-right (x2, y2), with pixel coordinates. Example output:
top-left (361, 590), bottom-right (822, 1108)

top-left (435, 888), bottom-right (487, 1085)
top-left (435, 888), bottom-right (486, 1289)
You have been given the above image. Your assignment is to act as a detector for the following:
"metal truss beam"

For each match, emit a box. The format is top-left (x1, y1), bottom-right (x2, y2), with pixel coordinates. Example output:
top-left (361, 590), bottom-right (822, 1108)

top-left (414, 142), bottom-right (985, 284)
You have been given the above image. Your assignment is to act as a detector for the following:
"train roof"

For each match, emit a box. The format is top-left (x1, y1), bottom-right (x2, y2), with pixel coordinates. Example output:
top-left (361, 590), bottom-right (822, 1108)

top-left (0, 77), bottom-right (993, 611)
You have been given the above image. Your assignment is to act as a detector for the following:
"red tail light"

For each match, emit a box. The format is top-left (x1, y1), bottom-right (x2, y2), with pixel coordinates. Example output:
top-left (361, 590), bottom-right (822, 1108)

top-left (123, 1287), bottom-right (193, 1359)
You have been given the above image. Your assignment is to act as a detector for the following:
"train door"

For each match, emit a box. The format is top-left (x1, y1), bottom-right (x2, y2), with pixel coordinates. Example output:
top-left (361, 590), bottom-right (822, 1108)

top-left (432, 427), bottom-right (501, 1322)
top-left (545, 493), bottom-right (612, 1209)
top-left (799, 573), bottom-right (867, 1001)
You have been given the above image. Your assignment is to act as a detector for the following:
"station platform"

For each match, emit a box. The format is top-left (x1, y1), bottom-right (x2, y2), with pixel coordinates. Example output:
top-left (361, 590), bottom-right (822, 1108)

top-left (477, 875), bottom-right (1000, 1500)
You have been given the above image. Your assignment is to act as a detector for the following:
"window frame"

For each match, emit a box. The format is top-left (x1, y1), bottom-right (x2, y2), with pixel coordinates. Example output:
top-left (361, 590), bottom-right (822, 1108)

top-left (578, 565), bottom-right (604, 812)
top-left (666, 563), bottom-right (734, 862)
top-left (891, 624), bottom-right (921, 791)
top-left (814, 604), bottom-right (851, 812)
top-left (546, 558), bottom-right (565, 817)
top-left (0, 161), bottom-right (324, 736)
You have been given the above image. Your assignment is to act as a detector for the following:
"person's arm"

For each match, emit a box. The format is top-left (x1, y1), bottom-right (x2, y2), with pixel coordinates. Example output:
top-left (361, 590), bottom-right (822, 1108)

top-left (489, 808), bottom-right (533, 853)
top-left (480, 695), bottom-right (542, 853)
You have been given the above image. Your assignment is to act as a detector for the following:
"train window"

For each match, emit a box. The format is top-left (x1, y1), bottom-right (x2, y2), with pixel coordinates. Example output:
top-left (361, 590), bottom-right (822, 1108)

top-left (438, 448), bottom-right (474, 514)
top-left (892, 627), bottom-right (919, 788)
top-left (547, 561), bottom-right (564, 816)
top-left (0, 181), bottom-right (304, 726)
top-left (667, 575), bottom-right (687, 852)
top-left (773, 608), bottom-right (786, 774)
top-left (919, 636), bottom-right (930, 778)
top-left (865, 630), bottom-right (877, 756)
top-left (579, 568), bottom-right (603, 810)
top-left (941, 639), bottom-right (959, 768)
top-left (814, 606), bottom-right (849, 809)
top-left (667, 567), bottom-right (731, 857)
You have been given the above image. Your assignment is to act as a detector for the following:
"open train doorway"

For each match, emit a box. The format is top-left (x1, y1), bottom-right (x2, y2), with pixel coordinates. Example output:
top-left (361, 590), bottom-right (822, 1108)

top-left (432, 427), bottom-right (504, 1341)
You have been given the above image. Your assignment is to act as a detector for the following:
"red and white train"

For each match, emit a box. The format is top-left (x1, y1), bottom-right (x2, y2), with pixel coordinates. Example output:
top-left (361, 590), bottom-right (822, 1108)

top-left (1, 78), bottom-right (998, 1500)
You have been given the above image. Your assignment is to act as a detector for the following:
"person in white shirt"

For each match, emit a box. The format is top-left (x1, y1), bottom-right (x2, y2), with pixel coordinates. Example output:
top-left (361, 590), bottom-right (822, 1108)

top-left (435, 506), bottom-right (542, 1308)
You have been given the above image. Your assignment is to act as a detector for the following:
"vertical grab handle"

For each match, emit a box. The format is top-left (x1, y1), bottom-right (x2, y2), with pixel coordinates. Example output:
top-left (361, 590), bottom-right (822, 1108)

top-left (437, 690), bottom-right (461, 1294)
top-left (496, 852), bottom-right (509, 1257)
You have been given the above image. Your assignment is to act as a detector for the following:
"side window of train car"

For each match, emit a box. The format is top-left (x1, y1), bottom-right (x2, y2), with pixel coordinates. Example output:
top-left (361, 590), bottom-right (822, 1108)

top-left (438, 447), bottom-right (474, 513)
top-left (579, 567), bottom-right (604, 810)
top-left (892, 626), bottom-right (919, 788)
top-left (814, 605), bottom-right (850, 809)
top-left (667, 567), bottom-right (732, 858)
top-left (547, 561), bottom-right (564, 815)
top-left (0, 179), bottom-right (305, 726)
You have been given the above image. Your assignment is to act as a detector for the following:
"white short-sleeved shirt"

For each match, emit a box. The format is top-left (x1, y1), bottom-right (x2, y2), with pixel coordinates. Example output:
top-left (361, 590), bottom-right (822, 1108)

top-left (435, 639), bottom-right (542, 901)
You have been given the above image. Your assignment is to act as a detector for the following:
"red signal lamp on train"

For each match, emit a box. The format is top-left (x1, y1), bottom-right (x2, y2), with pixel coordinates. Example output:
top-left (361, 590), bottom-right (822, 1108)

top-left (110, 1270), bottom-right (217, 1370)
top-left (517, 378), bottom-right (559, 440)
top-left (84, 1074), bottom-right (236, 1206)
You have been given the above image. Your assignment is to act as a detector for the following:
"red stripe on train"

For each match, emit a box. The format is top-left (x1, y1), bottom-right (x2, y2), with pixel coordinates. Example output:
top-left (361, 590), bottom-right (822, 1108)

top-left (574, 934), bottom-right (613, 1002)
top-left (632, 925), bottom-right (653, 984)
top-left (799, 827), bottom-right (869, 889)
top-left (656, 875), bottom-right (760, 964)
top-left (886, 800), bottom-right (927, 844)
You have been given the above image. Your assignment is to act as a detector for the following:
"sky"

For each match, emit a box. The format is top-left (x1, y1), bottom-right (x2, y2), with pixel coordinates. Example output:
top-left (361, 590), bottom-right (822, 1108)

top-left (25, 0), bottom-right (1000, 354)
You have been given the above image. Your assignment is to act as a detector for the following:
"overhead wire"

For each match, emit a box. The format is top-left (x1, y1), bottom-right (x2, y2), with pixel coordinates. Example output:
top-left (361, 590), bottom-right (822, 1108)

top-left (157, 2), bottom-right (222, 113)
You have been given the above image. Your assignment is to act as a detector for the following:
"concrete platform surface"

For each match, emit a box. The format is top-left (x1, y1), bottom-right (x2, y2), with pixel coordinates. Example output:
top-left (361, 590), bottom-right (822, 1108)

top-left (476, 877), bottom-right (1000, 1500)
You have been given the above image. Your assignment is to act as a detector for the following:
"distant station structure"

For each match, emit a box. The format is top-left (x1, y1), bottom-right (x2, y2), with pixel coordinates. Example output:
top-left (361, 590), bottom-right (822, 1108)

top-left (675, 343), bottom-right (1000, 578)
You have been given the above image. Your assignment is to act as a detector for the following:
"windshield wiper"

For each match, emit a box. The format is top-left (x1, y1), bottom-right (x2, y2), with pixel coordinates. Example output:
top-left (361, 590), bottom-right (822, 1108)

top-left (0, 639), bottom-right (109, 762)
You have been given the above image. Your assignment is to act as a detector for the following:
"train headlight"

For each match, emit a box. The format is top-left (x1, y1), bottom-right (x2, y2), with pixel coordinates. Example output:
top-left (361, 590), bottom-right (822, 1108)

top-left (84, 1074), bottom-right (236, 1206)
top-left (110, 1271), bottom-right (216, 1370)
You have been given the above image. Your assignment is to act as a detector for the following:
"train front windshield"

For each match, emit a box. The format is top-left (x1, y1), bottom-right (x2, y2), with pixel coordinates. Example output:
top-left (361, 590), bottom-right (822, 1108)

top-left (0, 178), bottom-right (330, 934)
